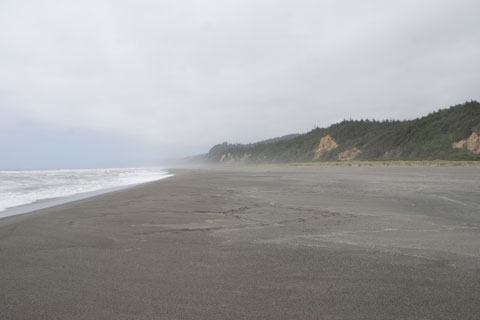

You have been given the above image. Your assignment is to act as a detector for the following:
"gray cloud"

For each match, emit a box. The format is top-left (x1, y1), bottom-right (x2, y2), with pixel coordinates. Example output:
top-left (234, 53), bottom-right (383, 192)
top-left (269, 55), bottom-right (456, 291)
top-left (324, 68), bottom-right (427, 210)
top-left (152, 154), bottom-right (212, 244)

top-left (1, 0), bottom-right (479, 155)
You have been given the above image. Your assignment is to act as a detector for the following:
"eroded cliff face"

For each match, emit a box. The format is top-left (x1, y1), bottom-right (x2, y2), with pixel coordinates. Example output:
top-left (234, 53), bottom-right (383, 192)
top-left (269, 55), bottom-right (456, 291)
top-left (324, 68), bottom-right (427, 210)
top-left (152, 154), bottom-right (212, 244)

top-left (313, 135), bottom-right (338, 160)
top-left (452, 132), bottom-right (480, 154)
top-left (219, 153), bottom-right (251, 163)
top-left (466, 132), bottom-right (480, 154)
top-left (452, 140), bottom-right (467, 149)
top-left (338, 148), bottom-right (362, 161)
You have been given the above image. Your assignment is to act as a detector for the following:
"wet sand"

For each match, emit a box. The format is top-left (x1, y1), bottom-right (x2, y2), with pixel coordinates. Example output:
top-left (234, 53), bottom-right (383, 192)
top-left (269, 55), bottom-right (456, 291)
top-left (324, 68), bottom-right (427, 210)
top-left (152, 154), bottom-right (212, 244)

top-left (1, 166), bottom-right (480, 319)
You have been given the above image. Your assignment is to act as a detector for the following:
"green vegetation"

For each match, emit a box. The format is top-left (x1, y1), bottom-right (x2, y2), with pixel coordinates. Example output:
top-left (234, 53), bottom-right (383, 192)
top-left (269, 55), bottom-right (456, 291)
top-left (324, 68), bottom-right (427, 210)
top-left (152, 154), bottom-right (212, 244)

top-left (204, 101), bottom-right (480, 163)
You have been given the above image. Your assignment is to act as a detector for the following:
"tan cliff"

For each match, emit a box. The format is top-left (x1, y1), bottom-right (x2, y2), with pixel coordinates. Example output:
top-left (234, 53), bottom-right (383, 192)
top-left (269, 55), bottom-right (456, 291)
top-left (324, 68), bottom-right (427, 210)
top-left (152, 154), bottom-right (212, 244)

top-left (220, 153), bottom-right (251, 163)
top-left (451, 140), bottom-right (466, 149)
top-left (452, 132), bottom-right (480, 154)
top-left (338, 148), bottom-right (362, 161)
top-left (313, 135), bottom-right (338, 160)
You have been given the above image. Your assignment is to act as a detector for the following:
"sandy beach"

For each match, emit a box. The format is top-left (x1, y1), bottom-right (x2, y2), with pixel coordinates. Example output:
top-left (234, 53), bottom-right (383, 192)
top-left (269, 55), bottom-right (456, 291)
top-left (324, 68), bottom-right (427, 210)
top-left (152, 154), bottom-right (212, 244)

top-left (1, 166), bottom-right (480, 319)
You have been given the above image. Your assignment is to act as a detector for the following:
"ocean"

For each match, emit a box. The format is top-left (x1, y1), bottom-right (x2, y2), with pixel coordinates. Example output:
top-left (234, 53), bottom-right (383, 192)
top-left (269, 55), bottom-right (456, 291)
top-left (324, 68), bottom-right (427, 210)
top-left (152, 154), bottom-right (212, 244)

top-left (0, 167), bottom-right (172, 218)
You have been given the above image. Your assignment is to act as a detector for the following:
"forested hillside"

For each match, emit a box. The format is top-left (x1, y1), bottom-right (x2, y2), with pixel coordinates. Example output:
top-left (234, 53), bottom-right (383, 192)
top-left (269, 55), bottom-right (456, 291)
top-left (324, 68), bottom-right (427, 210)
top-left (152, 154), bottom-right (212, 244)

top-left (204, 101), bottom-right (480, 163)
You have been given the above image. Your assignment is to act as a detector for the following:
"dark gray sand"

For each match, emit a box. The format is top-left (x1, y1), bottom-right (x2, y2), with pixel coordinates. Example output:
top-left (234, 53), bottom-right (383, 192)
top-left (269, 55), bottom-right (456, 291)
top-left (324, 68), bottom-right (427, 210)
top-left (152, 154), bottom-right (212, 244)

top-left (1, 166), bottom-right (480, 319)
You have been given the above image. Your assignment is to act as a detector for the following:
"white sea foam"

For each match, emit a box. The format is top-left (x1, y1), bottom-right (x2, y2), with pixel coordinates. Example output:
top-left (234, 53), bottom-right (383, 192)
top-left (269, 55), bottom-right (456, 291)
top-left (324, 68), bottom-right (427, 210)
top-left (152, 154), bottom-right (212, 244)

top-left (0, 167), bottom-right (172, 213)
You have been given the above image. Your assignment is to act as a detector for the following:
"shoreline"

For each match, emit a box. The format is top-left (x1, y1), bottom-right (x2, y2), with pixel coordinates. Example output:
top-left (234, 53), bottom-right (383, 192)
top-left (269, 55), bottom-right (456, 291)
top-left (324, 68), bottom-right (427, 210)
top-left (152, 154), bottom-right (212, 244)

top-left (3, 162), bottom-right (477, 221)
top-left (0, 174), bottom-right (174, 220)
top-left (1, 166), bottom-right (479, 319)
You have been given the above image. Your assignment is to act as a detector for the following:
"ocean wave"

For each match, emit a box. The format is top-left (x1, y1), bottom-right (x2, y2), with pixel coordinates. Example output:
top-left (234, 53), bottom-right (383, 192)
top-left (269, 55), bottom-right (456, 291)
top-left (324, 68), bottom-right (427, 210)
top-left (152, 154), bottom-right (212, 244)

top-left (0, 167), bottom-right (172, 212)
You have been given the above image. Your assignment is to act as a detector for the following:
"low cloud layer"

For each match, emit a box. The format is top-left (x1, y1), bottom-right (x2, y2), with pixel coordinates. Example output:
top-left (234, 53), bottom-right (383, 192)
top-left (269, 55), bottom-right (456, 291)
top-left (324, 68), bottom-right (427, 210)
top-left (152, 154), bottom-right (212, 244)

top-left (1, 0), bottom-right (479, 167)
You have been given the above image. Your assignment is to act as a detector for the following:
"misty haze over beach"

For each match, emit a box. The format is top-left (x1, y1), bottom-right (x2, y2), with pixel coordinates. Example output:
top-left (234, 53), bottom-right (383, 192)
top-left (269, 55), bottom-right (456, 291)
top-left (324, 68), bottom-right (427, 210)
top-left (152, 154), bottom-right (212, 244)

top-left (1, 1), bottom-right (480, 319)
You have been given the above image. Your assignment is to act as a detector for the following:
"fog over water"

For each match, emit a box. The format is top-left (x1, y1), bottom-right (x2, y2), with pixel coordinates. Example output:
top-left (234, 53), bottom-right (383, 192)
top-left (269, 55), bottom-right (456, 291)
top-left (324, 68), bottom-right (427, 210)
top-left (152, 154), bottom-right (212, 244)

top-left (1, 0), bottom-right (479, 168)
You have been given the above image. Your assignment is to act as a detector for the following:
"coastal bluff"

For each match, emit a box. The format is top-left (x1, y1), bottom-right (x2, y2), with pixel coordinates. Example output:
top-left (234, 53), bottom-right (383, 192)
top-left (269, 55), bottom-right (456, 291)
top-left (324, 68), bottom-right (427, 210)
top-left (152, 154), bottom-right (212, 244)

top-left (201, 101), bottom-right (480, 164)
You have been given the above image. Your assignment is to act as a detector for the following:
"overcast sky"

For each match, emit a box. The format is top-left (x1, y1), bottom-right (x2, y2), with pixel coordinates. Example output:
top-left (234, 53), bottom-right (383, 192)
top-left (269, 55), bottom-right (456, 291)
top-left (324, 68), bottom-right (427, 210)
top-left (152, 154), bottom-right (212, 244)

top-left (1, 0), bottom-right (479, 168)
